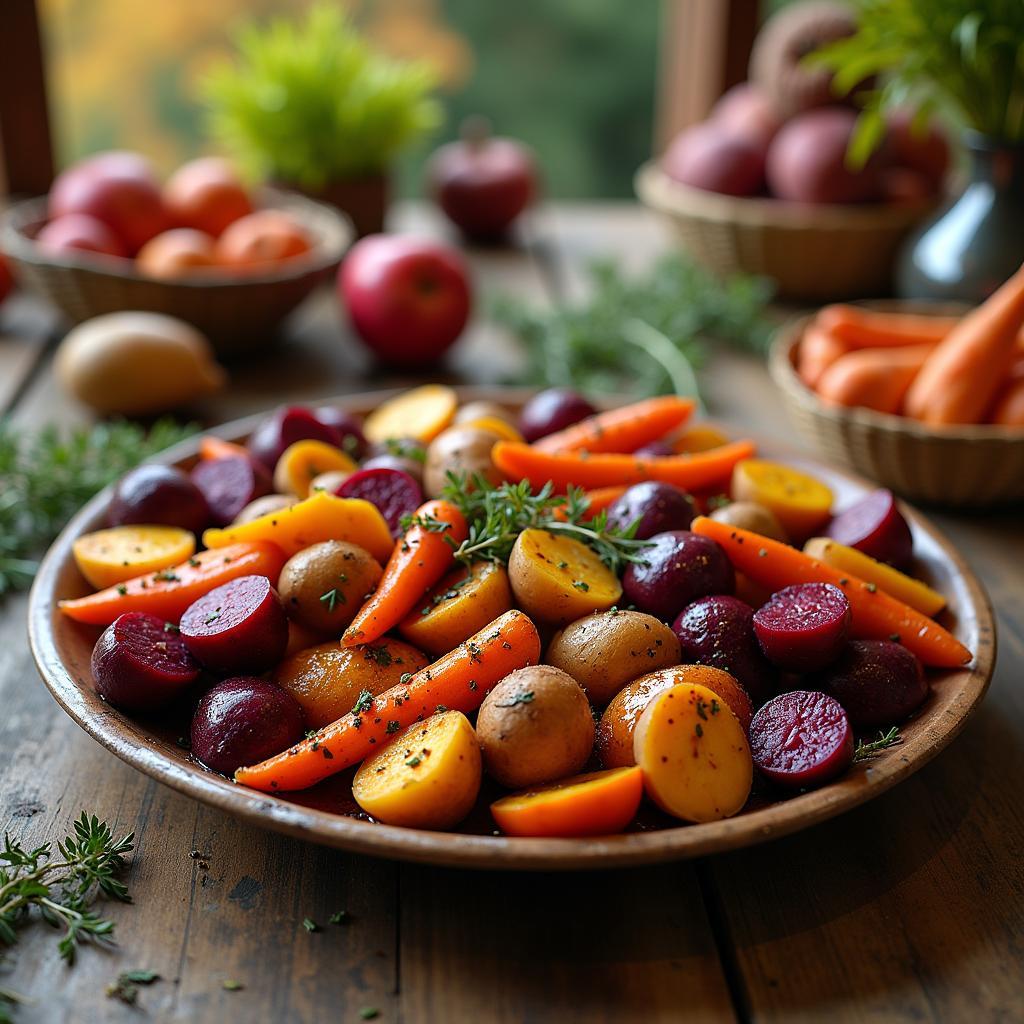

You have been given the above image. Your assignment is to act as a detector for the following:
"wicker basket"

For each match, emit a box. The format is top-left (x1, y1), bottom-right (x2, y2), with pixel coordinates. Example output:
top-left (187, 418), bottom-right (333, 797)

top-left (0, 189), bottom-right (353, 356)
top-left (635, 161), bottom-right (931, 301)
top-left (769, 309), bottom-right (1024, 507)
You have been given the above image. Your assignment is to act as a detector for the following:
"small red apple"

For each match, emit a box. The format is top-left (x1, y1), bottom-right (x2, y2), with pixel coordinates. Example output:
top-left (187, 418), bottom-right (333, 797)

top-left (50, 150), bottom-right (169, 254)
top-left (339, 234), bottom-right (471, 367)
top-left (427, 117), bottom-right (537, 241)
top-left (36, 213), bottom-right (128, 259)
top-left (0, 254), bottom-right (12, 307)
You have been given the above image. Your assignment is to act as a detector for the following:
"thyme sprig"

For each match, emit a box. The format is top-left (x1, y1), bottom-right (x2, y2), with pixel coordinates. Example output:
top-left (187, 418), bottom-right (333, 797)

top-left (853, 726), bottom-right (903, 762)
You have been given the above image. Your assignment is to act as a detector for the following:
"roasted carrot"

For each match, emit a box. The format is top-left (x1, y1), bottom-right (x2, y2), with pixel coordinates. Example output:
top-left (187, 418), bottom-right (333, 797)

top-left (691, 517), bottom-right (971, 668)
top-left (493, 439), bottom-right (756, 493)
top-left (815, 344), bottom-right (933, 414)
top-left (199, 435), bottom-right (249, 461)
top-left (797, 324), bottom-right (850, 388)
top-left (905, 261), bottom-right (1024, 424)
top-left (236, 609), bottom-right (541, 792)
top-left (341, 499), bottom-right (468, 648)
top-left (816, 305), bottom-right (957, 349)
top-left (550, 485), bottom-right (628, 522)
top-left (59, 541), bottom-right (287, 626)
top-left (533, 396), bottom-right (695, 454)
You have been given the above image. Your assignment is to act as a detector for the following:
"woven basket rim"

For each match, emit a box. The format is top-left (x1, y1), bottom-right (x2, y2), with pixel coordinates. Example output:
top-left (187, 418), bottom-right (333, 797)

top-left (0, 187), bottom-right (353, 289)
top-left (770, 307), bottom-right (1024, 443)
top-left (635, 160), bottom-right (932, 232)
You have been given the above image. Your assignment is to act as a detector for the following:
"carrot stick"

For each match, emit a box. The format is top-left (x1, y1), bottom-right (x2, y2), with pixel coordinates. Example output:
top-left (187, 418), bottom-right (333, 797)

top-left (816, 305), bottom-right (957, 348)
top-left (199, 436), bottom-right (249, 461)
top-left (797, 324), bottom-right (850, 388)
top-left (493, 439), bottom-right (756, 492)
top-left (905, 261), bottom-right (1024, 424)
top-left (815, 344), bottom-right (933, 414)
top-left (341, 499), bottom-right (468, 648)
top-left (236, 609), bottom-right (541, 792)
top-left (59, 541), bottom-right (287, 626)
top-left (690, 517), bottom-right (971, 668)
top-left (551, 485), bottom-right (628, 522)
top-left (990, 375), bottom-right (1024, 426)
top-left (533, 397), bottom-right (695, 454)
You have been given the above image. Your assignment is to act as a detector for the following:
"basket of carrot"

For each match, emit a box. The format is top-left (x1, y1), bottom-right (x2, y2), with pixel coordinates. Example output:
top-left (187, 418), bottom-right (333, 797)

top-left (769, 262), bottom-right (1024, 506)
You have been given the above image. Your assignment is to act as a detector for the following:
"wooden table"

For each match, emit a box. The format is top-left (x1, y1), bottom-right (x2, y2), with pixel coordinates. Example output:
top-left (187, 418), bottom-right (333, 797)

top-left (2, 203), bottom-right (1022, 1024)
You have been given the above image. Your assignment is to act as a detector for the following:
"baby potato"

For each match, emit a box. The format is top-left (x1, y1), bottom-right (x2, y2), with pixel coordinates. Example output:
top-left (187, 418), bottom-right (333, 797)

top-left (353, 711), bottom-right (482, 829)
top-left (546, 609), bottom-right (681, 706)
top-left (274, 637), bottom-right (429, 728)
top-left (399, 560), bottom-right (513, 656)
top-left (423, 425), bottom-right (503, 498)
top-left (709, 500), bottom-right (789, 543)
top-left (477, 665), bottom-right (595, 789)
top-left (233, 493), bottom-right (293, 525)
top-left (277, 540), bottom-right (382, 633)
top-left (508, 529), bottom-right (622, 626)
top-left (453, 400), bottom-right (518, 428)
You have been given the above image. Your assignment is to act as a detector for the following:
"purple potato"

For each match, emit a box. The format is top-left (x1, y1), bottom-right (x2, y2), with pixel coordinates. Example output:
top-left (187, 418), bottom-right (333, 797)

top-left (191, 454), bottom-right (272, 527)
top-left (518, 388), bottom-right (596, 443)
top-left (622, 530), bottom-right (734, 621)
top-left (673, 595), bottom-right (775, 703)
top-left (247, 406), bottom-right (344, 473)
top-left (753, 582), bottom-right (851, 672)
top-left (191, 676), bottom-right (304, 775)
top-left (108, 464), bottom-right (209, 534)
top-left (607, 482), bottom-right (695, 539)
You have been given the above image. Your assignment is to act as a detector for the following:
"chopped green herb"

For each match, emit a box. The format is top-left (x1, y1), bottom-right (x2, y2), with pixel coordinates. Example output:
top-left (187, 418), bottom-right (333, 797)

top-left (106, 970), bottom-right (160, 1006)
top-left (405, 756), bottom-right (422, 768)
top-left (360, 1009), bottom-right (380, 1021)
top-left (222, 979), bottom-right (244, 992)
top-left (320, 588), bottom-right (344, 613)
top-left (115, 584), bottom-right (128, 596)
top-left (385, 721), bottom-right (401, 735)
top-left (572, 580), bottom-right (590, 592)
top-left (329, 910), bottom-right (350, 925)
top-left (495, 691), bottom-right (534, 708)
top-left (352, 689), bottom-right (374, 715)
top-left (695, 723), bottom-right (704, 738)
top-left (302, 917), bottom-right (319, 933)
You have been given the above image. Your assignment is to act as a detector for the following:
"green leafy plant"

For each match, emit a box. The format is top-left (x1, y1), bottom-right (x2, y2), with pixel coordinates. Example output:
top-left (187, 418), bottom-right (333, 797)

top-left (0, 419), bottom-right (197, 595)
top-left (203, 4), bottom-right (441, 188)
top-left (812, 0), bottom-right (1024, 163)
top-left (492, 254), bottom-right (773, 399)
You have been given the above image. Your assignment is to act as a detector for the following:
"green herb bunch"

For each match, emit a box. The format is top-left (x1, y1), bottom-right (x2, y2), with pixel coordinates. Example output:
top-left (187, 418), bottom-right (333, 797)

top-left (203, 4), bottom-right (441, 188)
top-left (812, 0), bottom-right (1024, 163)
top-left (493, 254), bottom-right (773, 399)
top-left (0, 418), bottom-right (197, 595)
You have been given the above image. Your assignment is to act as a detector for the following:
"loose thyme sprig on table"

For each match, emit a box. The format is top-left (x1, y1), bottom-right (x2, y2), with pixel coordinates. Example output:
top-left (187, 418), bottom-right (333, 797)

top-left (853, 726), bottom-right (903, 762)
top-left (429, 472), bottom-right (651, 574)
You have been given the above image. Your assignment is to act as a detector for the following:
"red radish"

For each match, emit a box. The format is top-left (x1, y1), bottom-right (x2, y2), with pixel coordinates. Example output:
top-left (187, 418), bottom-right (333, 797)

top-left (749, 690), bottom-right (854, 788)
top-left (518, 388), bottom-right (596, 443)
top-left (108, 465), bottom-right (209, 534)
top-left (36, 213), bottom-right (127, 259)
top-left (191, 454), bottom-right (272, 527)
top-left (427, 117), bottom-right (537, 240)
top-left (825, 489), bottom-right (913, 571)
top-left (91, 611), bottom-right (200, 712)
top-left (191, 676), bottom-right (304, 775)
top-left (815, 639), bottom-right (928, 727)
top-left (753, 582), bottom-right (851, 672)
top-left (336, 467), bottom-right (423, 537)
top-left (339, 235), bottom-right (471, 368)
top-left (247, 405), bottom-right (344, 472)
top-left (180, 575), bottom-right (288, 675)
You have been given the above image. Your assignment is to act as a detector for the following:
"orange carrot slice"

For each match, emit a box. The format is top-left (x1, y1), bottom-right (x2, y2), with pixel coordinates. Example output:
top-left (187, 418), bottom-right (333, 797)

top-left (533, 396), bottom-right (695, 454)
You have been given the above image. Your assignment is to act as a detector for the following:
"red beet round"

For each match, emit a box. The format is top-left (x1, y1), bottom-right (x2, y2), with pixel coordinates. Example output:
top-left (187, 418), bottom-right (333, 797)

top-left (607, 482), bottom-right (695, 539)
top-left (191, 676), bottom-right (304, 776)
top-left (180, 575), bottom-right (288, 675)
top-left (825, 489), bottom-right (913, 571)
top-left (360, 452), bottom-right (424, 488)
top-left (623, 530), bottom-right (734, 621)
top-left (518, 388), bottom-right (596, 443)
top-left (753, 582), bottom-right (851, 672)
top-left (673, 595), bottom-right (775, 703)
top-left (91, 611), bottom-right (200, 712)
top-left (750, 690), bottom-right (854, 789)
top-left (247, 406), bottom-right (344, 472)
top-left (108, 464), bottom-right (209, 534)
top-left (191, 454), bottom-right (272, 527)
top-left (815, 640), bottom-right (928, 728)
top-left (336, 467), bottom-right (424, 536)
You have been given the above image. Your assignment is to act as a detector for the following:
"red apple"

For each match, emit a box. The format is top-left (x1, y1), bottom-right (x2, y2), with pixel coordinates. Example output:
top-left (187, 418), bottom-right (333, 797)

top-left (711, 84), bottom-right (780, 149)
top-left (427, 117), bottom-right (537, 240)
top-left (339, 234), bottom-right (471, 367)
top-left (0, 254), bottom-right (12, 306)
top-left (49, 150), bottom-right (169, 254)
top-left (36, 213), bottom-right (127, 259)
top-left (663, 123), bottom-right (766, 197)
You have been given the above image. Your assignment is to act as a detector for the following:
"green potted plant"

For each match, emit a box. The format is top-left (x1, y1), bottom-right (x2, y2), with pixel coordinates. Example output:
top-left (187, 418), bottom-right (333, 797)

top-left (203, 4), bottom-right (441, 237)
top-left (813, 0), bottom-right (1024, 301)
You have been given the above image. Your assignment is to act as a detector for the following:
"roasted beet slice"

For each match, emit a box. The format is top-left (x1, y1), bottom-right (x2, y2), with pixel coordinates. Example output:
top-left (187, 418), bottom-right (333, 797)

top-left (180, 574), bottom-right (288, 675)
top-left (518, 388), bottom-right (596, 443)
top-left (825, 489), bottom-right (913, 570)
top-left (673, 595), bottom-right (775, 703)
top-left (191, 454), bottom-right (272, 527)
top-left (314, 407), bottom-right (368, 460)
top-left (336, 467), bottom-right (423, 536)
top-left (108, 465), bottom-right (209, 534)
top-left (607, 482), bottom-right (695, 539)
top-left (750, 690), bottom-right (854, 789)
top-left (191, 676), bottom-right (304, 775)
top-left (91, 611), bottom-right (200, 712)
top-left (247, 406), bottom-right (344, 472)
top-left (815, 639), bottom-right (928, 728)
top-left (753, 582), bottom-right (851, 672)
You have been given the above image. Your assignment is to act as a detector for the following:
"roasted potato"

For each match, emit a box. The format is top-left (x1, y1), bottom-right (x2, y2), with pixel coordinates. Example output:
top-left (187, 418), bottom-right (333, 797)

top-left (546, 609), bottom-right (681, 706)
top-left (453, 400), bottom-right (518, 428)
top-left (476, 665), bottom-right (594, 788)
top-left (232, 493), bottom-right (293, 525)
top-left (709, 500), bottom-right (789, 542)
top-left (423, 425), bottom-right (503, 498)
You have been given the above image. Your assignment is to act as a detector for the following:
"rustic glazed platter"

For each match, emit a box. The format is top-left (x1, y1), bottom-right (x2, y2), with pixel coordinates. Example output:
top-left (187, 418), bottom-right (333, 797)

top-left (28, 388), bottom-right (996, 870)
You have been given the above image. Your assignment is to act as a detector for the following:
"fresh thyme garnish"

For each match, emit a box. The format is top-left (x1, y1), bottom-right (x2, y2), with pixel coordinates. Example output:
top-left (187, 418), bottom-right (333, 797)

top-left (352, 690), bottom-right (374, 715)
top-left (106, 970), bottom-right (160, 1005)
top-left (320, 588), bottom-right (344, 613)
top-left (853, 726), bottom-right (903, 762)
top-left (0, 813), bottom-right (134, 966)
top-left (302, 917), bottom-right (319, 933)
top-left (383, 438), bottom-right (427, 464)
top-left (495, 691), bottom-right (535, 708)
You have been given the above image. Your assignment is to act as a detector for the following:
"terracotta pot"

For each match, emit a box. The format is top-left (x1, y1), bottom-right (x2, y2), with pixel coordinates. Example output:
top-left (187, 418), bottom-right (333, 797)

top-left (277, 174), bottom-right (389, 238)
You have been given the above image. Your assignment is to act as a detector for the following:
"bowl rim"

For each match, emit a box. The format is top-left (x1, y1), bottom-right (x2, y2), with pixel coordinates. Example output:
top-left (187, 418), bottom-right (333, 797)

top-left (0, 187), bottom-right (353, 288)
top-left (635, 160), bottom-right (933, 230)
top-left (769, 305), bottom-right (1024, 443)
